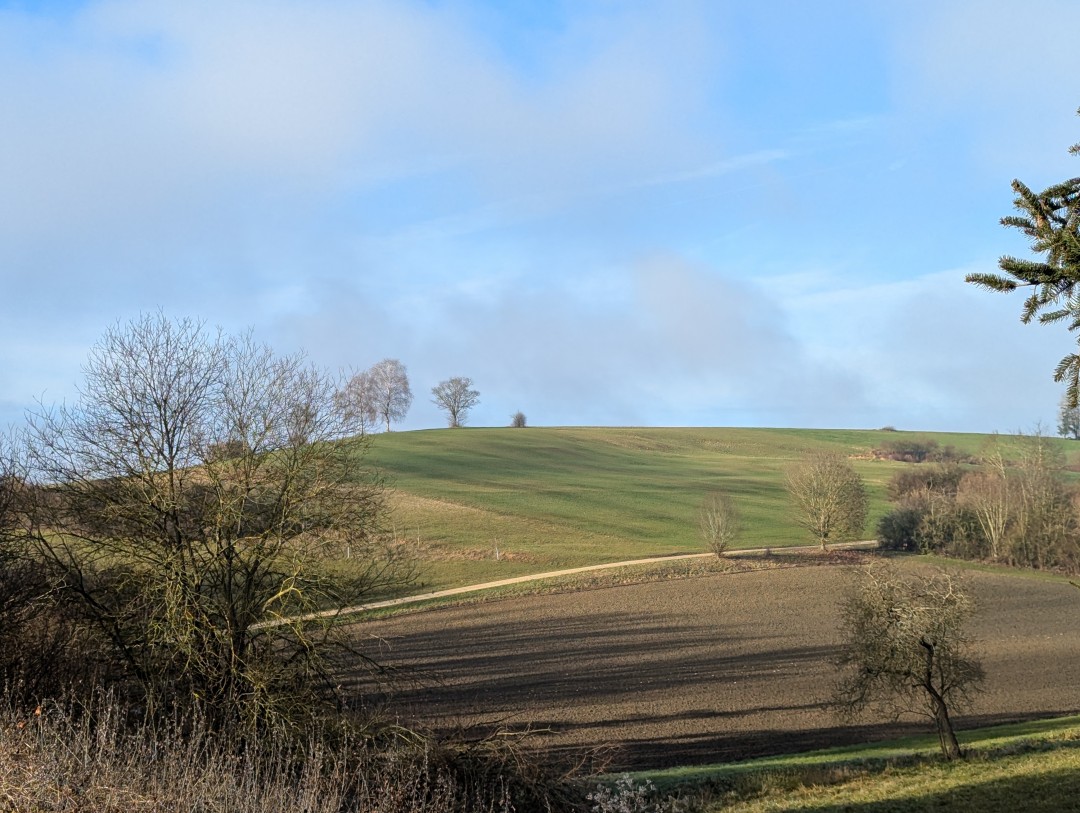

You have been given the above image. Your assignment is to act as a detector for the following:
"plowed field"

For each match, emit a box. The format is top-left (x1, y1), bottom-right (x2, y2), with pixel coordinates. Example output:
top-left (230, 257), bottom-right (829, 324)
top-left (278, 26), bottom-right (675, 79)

top-left (347, 562), bottom-right (1080, 771)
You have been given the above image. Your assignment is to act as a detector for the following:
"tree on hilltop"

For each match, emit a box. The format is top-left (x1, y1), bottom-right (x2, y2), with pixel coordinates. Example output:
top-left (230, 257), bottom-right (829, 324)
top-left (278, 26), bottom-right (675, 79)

top-left (368, 358), bottom-right (413, 432)
top-left (431, 377), bottom-right (480, 428)
top-left (335, 368), bottom-right (377, 435)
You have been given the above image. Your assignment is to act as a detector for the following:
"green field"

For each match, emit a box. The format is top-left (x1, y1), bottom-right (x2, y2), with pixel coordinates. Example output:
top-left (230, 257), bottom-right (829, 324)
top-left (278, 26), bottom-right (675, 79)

top-left (359, 426), bottom-right (1039, 592)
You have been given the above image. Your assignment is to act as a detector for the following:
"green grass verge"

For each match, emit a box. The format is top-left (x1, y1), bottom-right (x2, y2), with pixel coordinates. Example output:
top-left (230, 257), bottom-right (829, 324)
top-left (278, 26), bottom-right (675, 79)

top-left (359, 426), bottom-right (1049, 592)
top-left (628, 715), bottom-right (1080, 812)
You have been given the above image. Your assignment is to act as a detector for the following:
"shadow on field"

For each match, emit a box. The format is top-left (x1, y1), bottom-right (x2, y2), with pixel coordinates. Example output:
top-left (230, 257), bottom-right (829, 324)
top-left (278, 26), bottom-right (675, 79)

top-left (345, 567), bottom-right (1080, 771)
top-left (552, 711), bottom-right (1080, 769)
top-left (351, 610), bottom-right (836, 713)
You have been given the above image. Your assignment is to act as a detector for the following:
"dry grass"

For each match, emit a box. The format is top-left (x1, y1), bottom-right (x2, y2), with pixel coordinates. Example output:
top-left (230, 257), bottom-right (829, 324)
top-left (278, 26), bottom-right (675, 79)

top-left (0, 697), bottom-right (586, 813)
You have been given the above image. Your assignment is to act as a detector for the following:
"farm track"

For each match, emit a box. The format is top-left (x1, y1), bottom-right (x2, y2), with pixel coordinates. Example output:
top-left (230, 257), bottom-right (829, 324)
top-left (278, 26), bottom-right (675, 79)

top-left (272, 541), bottom-right (878, 627)
top-left (345, 561), bottom-right (1080, 772)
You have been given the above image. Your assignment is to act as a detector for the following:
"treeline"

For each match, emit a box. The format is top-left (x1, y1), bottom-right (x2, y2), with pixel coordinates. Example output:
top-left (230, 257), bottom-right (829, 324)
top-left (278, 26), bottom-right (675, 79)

top-left (877, 433), bottom-right (1080, 572)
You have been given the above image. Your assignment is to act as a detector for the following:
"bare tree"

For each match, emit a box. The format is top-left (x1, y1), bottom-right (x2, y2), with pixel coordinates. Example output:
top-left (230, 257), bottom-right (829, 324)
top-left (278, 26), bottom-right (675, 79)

top-left (367, 358), bottom-right (412, 432)
top-left (785, 451), bottom-right (869, 550)
top-left (511, 411), bottom-right (527, 428)
top-left (431, 377), bottom-right (480, 428)
top-left (1010, 429), bottom-right (1077, 569)
top-left (334, 368), bottom-right (377, 435)
top-left (23, 314), bottom-right (412, 729)
top-left (699, 491), bottom-right (740, 556)
top-left (834, 564), bottom-right (984, 760)
top-left (956, 468), bottom-right (1011, 561)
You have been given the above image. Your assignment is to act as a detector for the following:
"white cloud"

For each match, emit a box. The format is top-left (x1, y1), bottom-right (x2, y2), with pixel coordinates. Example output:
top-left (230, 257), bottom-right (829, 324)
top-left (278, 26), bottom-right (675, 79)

top-left (782, 267), bottom-right (1066, 432)
top-left (888, 0), bottom-right (1080, 175)
top-left (0, 0), bottom-right (730, 318)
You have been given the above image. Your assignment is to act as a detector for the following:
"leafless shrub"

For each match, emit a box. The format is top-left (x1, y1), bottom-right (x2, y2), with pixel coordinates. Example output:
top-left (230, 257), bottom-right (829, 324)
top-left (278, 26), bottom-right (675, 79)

top-left (587, 773), bottom-right (687, 812)
top-left (886, 464), bottom-right (965, 506)
top-left (699, 492), bottom-right (740, 556)
top-left (956, 469), bottom-right (1011, 560)
top-left (511, 411), bottom-right (527, 428)
top-left (873, 438), bottom-right (971, 464)
top-left (23, 314), bottom-right (414, 731)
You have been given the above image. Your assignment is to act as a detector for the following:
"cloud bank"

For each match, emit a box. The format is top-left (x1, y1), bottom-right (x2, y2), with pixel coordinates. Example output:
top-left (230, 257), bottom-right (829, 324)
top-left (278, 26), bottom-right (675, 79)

top-left (1, 0), bottom-right (1077, 434)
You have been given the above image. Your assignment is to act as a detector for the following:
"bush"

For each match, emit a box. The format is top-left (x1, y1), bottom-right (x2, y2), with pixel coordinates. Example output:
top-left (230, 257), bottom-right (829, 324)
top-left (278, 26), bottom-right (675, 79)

top-left (874, 437), bottom-right (939, 463)
top-left (917, 503), bottom-right (983, 558)
top-left (876, 507), bottom-right (923, 552)
top-left (874, 439), bottom-right (971, 465)
top-left (700, 492), bottom-right (740, 556)
top-left (886, 464), bottom-right (966, 504)
top-left (587, 773), bottom-right (686, 812)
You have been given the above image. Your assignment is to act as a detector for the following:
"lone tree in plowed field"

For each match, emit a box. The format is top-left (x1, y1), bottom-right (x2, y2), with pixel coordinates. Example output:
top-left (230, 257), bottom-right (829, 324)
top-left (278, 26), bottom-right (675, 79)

top-left (834, 563), bottom-right (984, 760)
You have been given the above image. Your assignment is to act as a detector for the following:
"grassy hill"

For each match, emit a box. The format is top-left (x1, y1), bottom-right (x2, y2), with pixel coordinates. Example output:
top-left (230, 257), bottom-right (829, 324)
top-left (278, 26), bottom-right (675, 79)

top-left (360, 426), bottom-right (1022, 592)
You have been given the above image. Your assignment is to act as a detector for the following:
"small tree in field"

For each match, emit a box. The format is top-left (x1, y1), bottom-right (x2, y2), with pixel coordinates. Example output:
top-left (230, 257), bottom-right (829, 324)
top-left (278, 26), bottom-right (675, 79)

top-left (511, 411), bottom-right (527, 428)
top-left (834, 564), bottom-right (984, 760)
top-left (431, 377), bottom-right (480, 428)
top-left (786, 451), bottom-right (869, 550)
top-left (699, 492), bottom-right (739, 556)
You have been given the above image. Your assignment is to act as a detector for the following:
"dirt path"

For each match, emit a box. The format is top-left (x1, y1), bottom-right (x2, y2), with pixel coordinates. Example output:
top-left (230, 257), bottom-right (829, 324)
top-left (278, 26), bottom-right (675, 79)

top-left (345, 561), bottom-right (1080, 771)
top-left (273, 540), bottom-right (878, 627)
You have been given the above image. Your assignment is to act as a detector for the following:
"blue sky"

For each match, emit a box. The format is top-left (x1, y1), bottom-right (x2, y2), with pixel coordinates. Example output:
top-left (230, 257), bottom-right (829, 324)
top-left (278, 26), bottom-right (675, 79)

top-left (3, 0), bottom-right (1080, 433)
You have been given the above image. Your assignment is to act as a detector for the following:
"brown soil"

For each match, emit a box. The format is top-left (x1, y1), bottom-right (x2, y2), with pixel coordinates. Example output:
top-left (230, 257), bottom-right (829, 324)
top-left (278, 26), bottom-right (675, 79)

top-left (345, 561), bottom-right (1080, 772)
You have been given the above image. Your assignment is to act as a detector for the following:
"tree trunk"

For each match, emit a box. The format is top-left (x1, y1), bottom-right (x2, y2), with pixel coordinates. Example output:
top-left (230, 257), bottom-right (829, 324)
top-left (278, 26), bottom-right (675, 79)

top-left (931, 690), bottom-right (962, 760)
top-left (921, 637), bottom-right (962, 760)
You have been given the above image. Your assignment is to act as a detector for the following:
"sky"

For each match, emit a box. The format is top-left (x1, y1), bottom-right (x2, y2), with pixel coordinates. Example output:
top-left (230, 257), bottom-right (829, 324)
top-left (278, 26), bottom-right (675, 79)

top-left (3, 0), bottom-right (1080, 434)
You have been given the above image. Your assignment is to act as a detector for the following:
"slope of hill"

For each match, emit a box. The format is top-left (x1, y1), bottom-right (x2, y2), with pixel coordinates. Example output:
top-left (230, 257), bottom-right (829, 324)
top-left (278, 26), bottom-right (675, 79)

top-left (360, 426), bottom-right (1013, 591)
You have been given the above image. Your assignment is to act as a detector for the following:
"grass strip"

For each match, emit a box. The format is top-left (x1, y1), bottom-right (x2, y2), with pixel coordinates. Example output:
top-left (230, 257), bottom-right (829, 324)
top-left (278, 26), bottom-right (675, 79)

top-left (628, 715), bottom-right (1080, 811)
